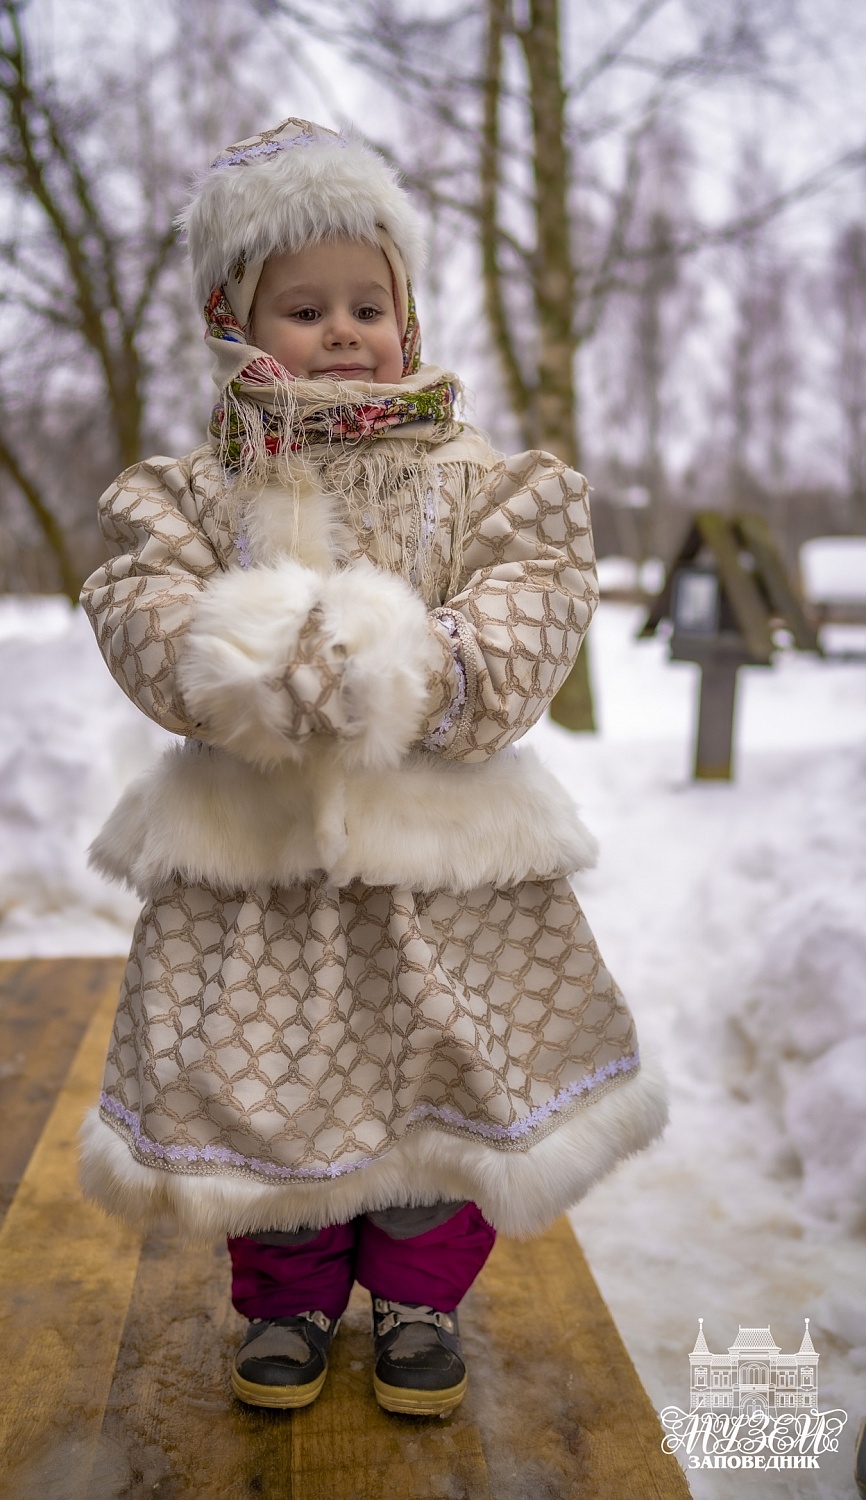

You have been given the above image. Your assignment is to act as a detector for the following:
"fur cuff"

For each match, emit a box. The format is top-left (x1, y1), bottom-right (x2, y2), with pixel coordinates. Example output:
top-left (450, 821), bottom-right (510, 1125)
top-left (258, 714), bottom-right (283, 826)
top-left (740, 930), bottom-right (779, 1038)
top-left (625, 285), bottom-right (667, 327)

top-left (318, 561), bottom-right (453, 771)
top-left (176, 559), bottom-right (323, 768)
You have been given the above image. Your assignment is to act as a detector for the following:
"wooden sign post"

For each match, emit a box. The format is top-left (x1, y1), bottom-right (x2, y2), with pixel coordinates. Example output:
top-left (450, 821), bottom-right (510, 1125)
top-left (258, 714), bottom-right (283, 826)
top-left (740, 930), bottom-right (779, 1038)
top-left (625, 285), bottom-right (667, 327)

top-left (640, 512), bottom-right (821, 780)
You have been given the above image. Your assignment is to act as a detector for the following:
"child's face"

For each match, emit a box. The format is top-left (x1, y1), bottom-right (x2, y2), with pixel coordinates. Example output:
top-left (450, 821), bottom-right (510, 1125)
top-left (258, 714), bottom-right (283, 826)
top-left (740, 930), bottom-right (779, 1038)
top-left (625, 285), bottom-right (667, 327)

top-left (249, 239), bottom-right (404, 383)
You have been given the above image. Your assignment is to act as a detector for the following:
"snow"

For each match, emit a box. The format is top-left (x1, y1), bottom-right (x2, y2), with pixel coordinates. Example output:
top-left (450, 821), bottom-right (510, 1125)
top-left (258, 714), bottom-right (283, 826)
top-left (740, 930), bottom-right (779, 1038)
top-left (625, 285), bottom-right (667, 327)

top-left (532, 608), bottom-right (866, 1499)
top-left (2, 592), bottom-right (865, 1496)
top-left (0, 599), bottom-right (174, 955)
top-left (800, 537), bottom-right (866, 603)
top-left (595, 553), bottom-right (666, 596)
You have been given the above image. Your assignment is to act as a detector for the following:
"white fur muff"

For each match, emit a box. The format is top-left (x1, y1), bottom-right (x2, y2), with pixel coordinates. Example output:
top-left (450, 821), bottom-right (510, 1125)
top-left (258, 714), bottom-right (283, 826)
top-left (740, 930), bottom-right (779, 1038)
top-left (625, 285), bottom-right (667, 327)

top-left (176, 556), bottom-right (450, 772)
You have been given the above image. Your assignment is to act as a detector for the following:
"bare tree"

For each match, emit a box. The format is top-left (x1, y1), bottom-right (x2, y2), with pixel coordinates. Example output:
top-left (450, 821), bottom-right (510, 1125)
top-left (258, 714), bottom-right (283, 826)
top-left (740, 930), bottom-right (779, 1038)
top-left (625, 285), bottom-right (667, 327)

top-left (716, 146), bottom-right (798, 532)
top-left (0, 0), bottom-right (296, 597)
top-left (832, 221), bottom-right (866, 524)
top-left (593, 119), bottom-right (699, 561)
top-left (2, 13), bottom-right (175, 460)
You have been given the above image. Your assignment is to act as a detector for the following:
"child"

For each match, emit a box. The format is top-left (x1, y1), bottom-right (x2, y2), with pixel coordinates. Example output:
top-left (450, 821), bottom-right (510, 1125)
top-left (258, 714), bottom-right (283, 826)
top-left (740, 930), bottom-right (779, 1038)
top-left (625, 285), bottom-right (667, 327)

top-left (79, 117), bottom-right (667, 1417)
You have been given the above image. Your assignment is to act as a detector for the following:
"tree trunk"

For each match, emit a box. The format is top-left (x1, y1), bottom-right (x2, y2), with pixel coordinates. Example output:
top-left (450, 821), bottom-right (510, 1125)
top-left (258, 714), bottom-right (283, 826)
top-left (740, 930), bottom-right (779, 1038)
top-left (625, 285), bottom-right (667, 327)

top-left (518, 0), bottom-right (595, 731)
top-left (480, 0), bottom-right (535, 450)
top-left (0, 431), bottom-right (80, 602)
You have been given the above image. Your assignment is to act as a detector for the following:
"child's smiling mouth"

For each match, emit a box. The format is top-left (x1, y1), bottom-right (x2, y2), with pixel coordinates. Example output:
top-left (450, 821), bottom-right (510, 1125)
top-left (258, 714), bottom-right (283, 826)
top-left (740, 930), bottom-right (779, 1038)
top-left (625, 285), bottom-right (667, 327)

top-left (313, 364), bottom-right (375, 378)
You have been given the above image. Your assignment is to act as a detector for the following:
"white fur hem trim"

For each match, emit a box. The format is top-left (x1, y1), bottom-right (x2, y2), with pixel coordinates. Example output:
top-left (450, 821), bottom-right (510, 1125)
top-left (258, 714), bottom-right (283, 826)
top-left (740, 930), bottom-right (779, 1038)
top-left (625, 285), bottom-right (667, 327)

top-left (79, 1057), bottom-right (668, 1243)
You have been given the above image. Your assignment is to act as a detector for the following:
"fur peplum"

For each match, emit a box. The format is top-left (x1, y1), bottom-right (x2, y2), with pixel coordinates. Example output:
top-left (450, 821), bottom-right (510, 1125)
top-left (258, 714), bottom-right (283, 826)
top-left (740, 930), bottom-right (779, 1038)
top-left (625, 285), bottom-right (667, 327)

top-left (88, 738), bottom-right (600, 898)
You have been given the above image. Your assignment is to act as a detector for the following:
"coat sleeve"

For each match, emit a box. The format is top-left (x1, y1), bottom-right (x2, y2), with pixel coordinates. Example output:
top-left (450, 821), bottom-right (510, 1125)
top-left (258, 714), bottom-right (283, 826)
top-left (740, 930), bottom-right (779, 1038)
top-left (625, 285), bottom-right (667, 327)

top-left (416, 451), bottom-right (598, 763)
top-left (80, 457), bottom-right (223, 738)
top-left (81, 456), bottom-right (458, 769)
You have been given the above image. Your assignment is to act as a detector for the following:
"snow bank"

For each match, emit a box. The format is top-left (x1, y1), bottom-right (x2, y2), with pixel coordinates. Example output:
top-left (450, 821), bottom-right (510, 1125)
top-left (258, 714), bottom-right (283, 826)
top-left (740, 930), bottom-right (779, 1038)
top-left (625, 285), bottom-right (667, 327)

top-left (786, 1037), bottom-right (866, 1227)
top-left (800, 536), bottom-right (866, 603)
top-left (0, 599), bottom-right (173, 955)
top-left (726, 891), bottom-right (866, 1230)
top-left (529, 605), bottom-right (866, 1498)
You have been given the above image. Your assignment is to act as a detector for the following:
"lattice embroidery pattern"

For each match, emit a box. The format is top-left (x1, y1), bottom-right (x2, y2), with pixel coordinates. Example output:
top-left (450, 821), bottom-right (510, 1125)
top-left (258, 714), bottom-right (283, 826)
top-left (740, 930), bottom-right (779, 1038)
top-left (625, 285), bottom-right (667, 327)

top-left (100, 874), bottom-right (638, 1182)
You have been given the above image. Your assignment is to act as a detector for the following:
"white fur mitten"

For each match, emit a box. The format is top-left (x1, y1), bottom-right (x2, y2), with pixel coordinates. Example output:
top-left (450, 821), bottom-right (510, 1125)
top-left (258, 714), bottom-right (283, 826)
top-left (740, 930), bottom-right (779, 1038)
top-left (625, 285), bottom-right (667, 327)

top-left (176, 558), bottom-right (454, 771)
top-left (176, 559), bottom-right (351, 767)
top-left (317, 560), bottom-right (454, 770)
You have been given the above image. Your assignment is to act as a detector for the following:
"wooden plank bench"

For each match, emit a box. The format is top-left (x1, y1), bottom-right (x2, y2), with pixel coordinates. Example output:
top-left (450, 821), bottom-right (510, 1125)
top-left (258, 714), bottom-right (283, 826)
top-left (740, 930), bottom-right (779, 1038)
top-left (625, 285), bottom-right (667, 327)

top-left (0, 959), bottom-right (690, 1500)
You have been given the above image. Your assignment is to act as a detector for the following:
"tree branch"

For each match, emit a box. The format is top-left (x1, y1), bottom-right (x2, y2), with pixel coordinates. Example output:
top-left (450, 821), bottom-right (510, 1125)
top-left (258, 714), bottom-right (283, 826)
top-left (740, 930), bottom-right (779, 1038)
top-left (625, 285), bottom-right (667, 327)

top-left (566, 0), bottom-right (672, 100)
top-left (0, 421), bottom-right (79, 601)
top-left (621, 142), bottom-right (866, 263)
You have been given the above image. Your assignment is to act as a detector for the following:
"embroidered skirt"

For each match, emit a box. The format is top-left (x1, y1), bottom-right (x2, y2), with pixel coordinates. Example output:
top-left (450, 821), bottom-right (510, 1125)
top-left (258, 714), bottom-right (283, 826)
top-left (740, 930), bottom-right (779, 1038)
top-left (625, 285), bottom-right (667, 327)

top-left (90, 874), bottom-right (655, 1238)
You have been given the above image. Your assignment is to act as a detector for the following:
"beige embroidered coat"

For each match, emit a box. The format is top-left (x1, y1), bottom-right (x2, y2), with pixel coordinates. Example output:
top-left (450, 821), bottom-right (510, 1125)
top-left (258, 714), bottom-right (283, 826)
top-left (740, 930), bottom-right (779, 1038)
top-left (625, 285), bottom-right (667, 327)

top-left (78, 435), bottom-right (667, 1241)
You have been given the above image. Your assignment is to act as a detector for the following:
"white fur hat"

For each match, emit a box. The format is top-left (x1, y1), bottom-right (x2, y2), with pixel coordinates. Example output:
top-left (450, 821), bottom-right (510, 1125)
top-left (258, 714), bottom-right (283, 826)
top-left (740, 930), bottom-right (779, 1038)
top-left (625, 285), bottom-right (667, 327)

top-left (178, 117), bottom-right (425, 331)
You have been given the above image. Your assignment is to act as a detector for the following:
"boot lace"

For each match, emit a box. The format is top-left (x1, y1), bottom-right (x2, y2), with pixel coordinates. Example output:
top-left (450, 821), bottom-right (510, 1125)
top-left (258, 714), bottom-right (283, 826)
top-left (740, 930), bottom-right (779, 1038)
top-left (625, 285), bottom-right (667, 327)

top-left (373, 1298), bottom-right (455, 1335)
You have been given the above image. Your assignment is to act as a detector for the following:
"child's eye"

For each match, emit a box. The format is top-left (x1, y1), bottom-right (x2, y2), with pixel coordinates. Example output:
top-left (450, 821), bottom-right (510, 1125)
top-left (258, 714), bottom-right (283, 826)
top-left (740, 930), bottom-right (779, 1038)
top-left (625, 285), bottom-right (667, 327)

top-left (292, 307), bottom-right (320, 322)
top-left (356, 305), bottom-right (381, 321)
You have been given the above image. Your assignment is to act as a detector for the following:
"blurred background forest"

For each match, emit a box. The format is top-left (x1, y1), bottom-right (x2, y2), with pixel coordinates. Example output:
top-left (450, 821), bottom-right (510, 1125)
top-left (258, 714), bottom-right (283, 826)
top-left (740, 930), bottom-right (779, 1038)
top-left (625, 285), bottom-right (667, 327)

top-left (2, 0), bottom-right (866, 597)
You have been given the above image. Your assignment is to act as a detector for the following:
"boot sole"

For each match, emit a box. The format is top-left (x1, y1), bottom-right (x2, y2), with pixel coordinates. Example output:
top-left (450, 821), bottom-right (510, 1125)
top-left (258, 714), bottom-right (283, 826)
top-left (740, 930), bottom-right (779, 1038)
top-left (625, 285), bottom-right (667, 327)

top-left (231, 1365), bottom-right (328, 1409)
top-left (373, 1371), bottom-right (468, 1417)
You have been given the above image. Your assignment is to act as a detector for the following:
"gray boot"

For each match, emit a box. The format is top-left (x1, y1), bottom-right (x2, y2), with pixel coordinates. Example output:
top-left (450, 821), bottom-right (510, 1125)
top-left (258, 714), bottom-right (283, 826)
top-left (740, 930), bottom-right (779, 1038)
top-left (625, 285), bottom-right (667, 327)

top-left (371, 1298), bottom-right (467, 1417)
top-left (231, 1310), bottom-right (339, 1409)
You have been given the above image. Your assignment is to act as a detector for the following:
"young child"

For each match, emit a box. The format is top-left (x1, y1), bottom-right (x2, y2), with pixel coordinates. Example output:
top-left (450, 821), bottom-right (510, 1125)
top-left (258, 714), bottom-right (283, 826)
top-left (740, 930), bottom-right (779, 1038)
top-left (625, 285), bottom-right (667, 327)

top-left (79, 118), bottom-right (667, 1417)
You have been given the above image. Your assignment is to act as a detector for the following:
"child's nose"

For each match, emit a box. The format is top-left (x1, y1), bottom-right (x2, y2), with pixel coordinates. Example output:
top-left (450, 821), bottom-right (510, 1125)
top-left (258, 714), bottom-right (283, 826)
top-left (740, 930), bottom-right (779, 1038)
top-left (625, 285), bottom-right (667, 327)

top-left (324, 310), bottom-right (360, 346)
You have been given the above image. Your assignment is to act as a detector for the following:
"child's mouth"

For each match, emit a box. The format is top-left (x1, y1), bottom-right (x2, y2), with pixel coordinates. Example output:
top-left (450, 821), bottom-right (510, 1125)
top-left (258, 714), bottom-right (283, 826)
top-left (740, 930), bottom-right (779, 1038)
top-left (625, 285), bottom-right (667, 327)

top-left (315, 365), bottom-right (374, 378)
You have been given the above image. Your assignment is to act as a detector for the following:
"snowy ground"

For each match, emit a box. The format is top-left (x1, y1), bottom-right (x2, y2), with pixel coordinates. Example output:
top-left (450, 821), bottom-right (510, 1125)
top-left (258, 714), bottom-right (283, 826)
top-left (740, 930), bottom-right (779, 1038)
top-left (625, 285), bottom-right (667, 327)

top-left (1, 593), bottom-right (865, 1497)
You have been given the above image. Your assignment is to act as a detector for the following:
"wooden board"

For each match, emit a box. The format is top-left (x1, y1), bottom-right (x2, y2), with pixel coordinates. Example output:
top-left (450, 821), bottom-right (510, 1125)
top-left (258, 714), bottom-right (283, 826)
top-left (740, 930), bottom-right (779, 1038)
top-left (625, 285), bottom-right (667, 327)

top-left (0, 960), bottom-right (142, 1500)
top-left (0, 959), bottom-right (691, 1500)
top-left (90, 1227), bottom-right (493, 1500)
top-left (461, 1220), bottom-right (692, 1499)
top-left (693, 512), bottom-right (773, 662)
top-left (0, 958), bottom-right (124, 1229)
top-left (734, 513), bottom-right (822, 652)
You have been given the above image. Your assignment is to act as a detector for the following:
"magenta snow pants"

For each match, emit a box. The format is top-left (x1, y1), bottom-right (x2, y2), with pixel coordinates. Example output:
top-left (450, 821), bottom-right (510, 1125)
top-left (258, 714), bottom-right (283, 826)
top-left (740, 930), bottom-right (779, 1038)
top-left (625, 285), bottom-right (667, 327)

top-left (228, 1202), bottom-right (496, 1320)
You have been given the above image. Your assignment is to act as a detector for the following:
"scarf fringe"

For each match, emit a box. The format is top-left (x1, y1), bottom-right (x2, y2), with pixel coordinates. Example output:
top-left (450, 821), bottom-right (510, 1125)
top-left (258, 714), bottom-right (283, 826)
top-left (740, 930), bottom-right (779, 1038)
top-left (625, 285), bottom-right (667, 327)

top-left (213, 372), bottom-right (493, 603)
top-left (215, 439), bottom-right (490, 606)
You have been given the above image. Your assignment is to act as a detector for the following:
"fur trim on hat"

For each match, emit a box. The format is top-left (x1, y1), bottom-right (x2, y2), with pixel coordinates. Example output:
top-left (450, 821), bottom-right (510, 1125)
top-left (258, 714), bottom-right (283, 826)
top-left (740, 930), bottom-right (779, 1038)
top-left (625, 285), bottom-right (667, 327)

top-left (179, 118), bottom-right (426, 313)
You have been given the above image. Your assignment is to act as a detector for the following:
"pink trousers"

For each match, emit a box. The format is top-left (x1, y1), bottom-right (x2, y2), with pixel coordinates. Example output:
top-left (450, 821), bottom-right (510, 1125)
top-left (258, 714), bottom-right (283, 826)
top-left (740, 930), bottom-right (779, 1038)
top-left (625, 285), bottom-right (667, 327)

top-left (228, 1202), bottom-right (496, 1320)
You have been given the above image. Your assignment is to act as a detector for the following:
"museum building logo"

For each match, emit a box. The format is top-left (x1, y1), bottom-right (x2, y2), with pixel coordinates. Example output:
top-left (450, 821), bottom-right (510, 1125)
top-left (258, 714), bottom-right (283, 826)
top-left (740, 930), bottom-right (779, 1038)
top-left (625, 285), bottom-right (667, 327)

top-left (659, 1320), bottom-right (848, 1472)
